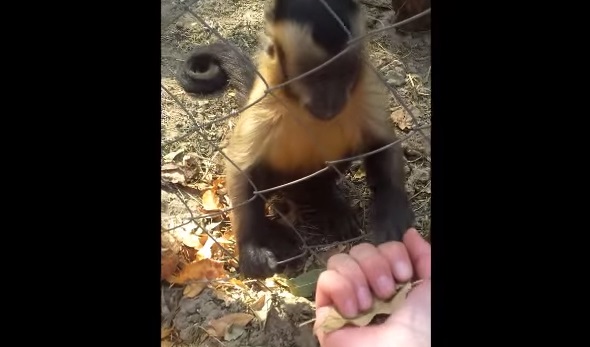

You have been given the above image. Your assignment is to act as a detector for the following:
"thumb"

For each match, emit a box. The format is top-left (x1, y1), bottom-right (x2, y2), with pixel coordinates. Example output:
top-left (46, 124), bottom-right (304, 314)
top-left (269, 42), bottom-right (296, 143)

top-left (314, 306), bottom-right (391, 347)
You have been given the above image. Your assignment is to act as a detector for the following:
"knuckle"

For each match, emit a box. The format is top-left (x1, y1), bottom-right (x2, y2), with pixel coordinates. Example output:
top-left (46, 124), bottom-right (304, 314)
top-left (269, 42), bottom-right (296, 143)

top-left (349, 243), bottom-right (378, 261)
top-left (377, 240), bottom-right (405, 254)
top-left (326, 253), bottom-right (349, 269)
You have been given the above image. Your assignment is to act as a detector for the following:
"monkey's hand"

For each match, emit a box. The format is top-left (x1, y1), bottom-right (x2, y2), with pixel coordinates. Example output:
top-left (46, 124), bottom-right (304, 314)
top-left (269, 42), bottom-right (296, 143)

top-left (238, 242), bottom-right (279, 279)
top-left (371, 194), bottom-right (416, 244)
top-left (326, 201), bottom-right (360, 240)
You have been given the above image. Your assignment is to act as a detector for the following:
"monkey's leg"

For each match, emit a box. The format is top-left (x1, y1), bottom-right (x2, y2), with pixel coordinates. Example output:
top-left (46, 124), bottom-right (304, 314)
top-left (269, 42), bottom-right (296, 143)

top-left (231, 167), bottom-right (295, 279)
top-left (285, 173), bottom-right (360, 241)
top-left (321, 184), bottom-right (361, 240)
top-left (363, 141), bottom-right (416, 243)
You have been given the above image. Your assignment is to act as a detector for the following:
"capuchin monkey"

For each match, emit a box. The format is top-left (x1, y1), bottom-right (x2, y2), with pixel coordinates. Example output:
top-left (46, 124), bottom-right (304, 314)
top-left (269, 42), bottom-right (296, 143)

top-left (177, 0), bottom-right (416, 279)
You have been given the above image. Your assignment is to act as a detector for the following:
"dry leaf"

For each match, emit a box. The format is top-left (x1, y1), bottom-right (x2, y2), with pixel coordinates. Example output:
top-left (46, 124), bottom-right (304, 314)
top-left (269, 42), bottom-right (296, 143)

top-left (161, 340), bottom-right (172, 347)
top-left (205, 221), bottom-right (222, 232)
top-left (264, 278), bottom-right (279, 288)
top-left (161, 252), bottom-right (179, 281)
top-left (181, 234), bottom-right (203, 249)
top-left (162, 232), bottom-right (183, 254)
top-left (163, 148), bottom-right (185, 162)
top-left (182, 152), bottom-right (201, 167)
top-left (212, 177), bottom-right (226, 189)
top-left (212, 235), bottom-right (233, 244)
top-left (183, 282), bottom-right (207, 298)
top-left (251, 293), bottom-right (272, 322)
top-left (205, 313), bottom-right (255, 339)
top-left (172, 225), bottom-right (203, 249)
top-left (161, 163), bottom-right (186, 184)
top-left (390, 109), bottom-right (413, 130)
top-left (167, 258), bottom-right (226, 284)
top-left (202, 190), bottom-right (222, 211)
top-left (180, 245), bottom-right (197, 264)
top-left (223, 230), bottom-right (235, 241)
top-left (251, 294), bottom-right (266, 311)
top-left (315, 282), bottom-right (414, 335)
top-left (272, 274), bottom-right (292, 289)
top-left (161, 326), bottom-right (173, 339)
top-left (193, 182), bottom-right (211, 191)
top-left (196, 235), bottom-right (216, 260)
top-left (229, 278), bottom-right (248, 289)
top-left (228, 258), bottom-right (239, 269)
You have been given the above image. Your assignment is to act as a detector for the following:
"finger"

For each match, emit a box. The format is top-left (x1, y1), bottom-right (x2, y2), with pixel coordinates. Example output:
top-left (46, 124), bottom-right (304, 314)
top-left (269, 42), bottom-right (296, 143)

top-left (403, 228), bottom-right (431, 279)
top-left (377, 241), bottom-right (413, 283)
top-left (327, 253), bottom-right (373, 311)
top-left (315, 269), bottom-right (359, 318)
top-left (348, 243), bottom-right (396, 299)
top-left (315, 306), bottom-right (390, 347)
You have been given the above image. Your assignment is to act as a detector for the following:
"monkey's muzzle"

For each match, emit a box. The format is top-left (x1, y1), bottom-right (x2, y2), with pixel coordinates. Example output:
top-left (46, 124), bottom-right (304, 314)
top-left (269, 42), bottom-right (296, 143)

top-left (304, 93), bottom-right (347, 121)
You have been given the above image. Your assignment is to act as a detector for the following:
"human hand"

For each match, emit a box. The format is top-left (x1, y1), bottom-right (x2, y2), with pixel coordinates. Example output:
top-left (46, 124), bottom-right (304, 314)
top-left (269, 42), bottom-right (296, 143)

top-left (313, 228), bottom-right (431, 347)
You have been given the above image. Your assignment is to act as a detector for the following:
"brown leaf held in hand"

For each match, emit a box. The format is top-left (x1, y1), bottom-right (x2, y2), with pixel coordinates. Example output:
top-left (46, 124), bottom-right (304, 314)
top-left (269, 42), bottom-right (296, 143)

top-left (202, 189), bottom-right (222, 211)
top-left (316, 281), bottom-right (414, 335)
top-left (167, 258), bottom-right (226, 284)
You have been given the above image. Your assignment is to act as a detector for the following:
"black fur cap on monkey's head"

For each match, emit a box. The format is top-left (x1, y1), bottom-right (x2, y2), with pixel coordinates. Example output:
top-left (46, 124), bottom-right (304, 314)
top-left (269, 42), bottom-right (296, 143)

top-left (264, 0), bottom-right (364, 121)
top-left (265, 0), bottom-right (360, 55)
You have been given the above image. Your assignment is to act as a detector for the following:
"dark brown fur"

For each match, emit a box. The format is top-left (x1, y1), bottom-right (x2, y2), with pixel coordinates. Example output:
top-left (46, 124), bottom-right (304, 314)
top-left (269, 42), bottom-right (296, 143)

top-left (391, 0), bottom-right (431, 32)
top-left (223, 1), bottom-right (415, 279)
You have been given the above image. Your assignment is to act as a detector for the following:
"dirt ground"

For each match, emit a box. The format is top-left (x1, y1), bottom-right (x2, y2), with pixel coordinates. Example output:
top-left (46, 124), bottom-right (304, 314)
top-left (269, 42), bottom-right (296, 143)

top-left (161, 0), bottom-right (431, 346)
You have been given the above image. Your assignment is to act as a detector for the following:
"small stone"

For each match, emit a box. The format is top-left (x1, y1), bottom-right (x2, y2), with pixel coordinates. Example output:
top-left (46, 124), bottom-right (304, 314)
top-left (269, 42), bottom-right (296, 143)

top-left (414, 168), bottom-right (430, 183)
top-left (173, 312), bottom-right (190, 330)
top-left (179, 297), bottom-right (200, 314)
top-left (386, 69), bottom-right (406, 87)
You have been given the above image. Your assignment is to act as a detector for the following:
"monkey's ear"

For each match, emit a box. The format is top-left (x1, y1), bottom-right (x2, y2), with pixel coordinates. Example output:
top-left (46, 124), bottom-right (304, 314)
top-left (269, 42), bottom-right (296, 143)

top-left (266, 42), bottom-right (276, 58)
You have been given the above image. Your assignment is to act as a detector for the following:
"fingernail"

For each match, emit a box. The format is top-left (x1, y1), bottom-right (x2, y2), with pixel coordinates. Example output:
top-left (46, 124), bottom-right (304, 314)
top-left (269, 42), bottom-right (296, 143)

top-left (357, 286), bottom-right (372, 311)
top-left (376, 275), bottom-right (394, 297)
top-left (394, 261), bottom-right (412, 280)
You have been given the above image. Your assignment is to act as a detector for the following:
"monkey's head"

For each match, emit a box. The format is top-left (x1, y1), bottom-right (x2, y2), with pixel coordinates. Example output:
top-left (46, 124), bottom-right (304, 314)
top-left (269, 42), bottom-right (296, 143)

top-left (265, 0), bottom-right (364, 121)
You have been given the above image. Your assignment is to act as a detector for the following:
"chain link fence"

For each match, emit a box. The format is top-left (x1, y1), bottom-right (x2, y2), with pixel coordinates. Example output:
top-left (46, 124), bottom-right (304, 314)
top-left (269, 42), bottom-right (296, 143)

top-left (161, 0), bottom-right (431, 274)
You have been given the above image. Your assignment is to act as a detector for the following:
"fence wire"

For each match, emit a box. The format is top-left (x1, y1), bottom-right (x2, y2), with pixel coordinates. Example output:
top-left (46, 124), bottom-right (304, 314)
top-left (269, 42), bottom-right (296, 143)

top-left (161, 1), bottom-right (432, 270)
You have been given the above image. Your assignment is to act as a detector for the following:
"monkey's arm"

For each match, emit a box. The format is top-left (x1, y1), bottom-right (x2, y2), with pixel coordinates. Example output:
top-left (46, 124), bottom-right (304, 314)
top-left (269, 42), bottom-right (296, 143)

top-left (228, 166), bottom-right (280, 279)
top-left (363, 140), bottom-right (416, 243)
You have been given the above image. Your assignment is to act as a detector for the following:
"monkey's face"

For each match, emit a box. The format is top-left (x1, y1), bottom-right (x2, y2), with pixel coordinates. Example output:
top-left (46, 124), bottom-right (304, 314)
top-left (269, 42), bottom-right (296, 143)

top-left (284, 49), bottom-right (361, 121)
top-left (269, 24), bottom-right (362, 121)
top-left (266, 0), bottom-right (364, 120)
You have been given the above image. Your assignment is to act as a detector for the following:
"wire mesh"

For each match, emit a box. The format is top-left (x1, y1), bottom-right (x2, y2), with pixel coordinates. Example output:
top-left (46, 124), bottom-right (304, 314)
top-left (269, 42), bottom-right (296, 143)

top-left (161, 0), bottom-right (431, 272)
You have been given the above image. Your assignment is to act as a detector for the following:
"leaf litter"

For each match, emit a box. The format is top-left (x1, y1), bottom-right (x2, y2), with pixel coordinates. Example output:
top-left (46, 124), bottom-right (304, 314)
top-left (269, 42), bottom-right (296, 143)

top-left (161, 0), bottom-right (431, 345)
top-left (160, 168), bottom-right (385, 346)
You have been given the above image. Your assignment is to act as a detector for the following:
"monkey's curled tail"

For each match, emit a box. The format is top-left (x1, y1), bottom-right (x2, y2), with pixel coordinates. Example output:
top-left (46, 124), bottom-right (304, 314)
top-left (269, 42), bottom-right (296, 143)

top-left (176, 41), bottom-right (256, 107)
